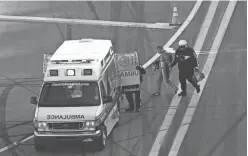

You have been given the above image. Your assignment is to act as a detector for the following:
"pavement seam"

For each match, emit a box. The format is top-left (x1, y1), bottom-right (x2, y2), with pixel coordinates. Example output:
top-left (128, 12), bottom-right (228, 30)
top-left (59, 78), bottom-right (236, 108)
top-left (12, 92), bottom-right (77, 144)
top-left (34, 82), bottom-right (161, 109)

top-left (0, 84), bottom-right (22, 156)
top-left (203, 112), bottom-right (246, 156)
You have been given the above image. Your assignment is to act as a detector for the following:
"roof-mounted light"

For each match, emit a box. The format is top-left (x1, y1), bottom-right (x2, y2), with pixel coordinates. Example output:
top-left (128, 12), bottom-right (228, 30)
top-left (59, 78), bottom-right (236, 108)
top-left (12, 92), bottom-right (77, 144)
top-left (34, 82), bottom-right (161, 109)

top-left (82, 69), bottom-right (92, 76)
top-left (49, 70), bottom-right (58, 76)
top-left (50, 59), bottom-right (94, 64)
top-left (81, 59), bottom-right (94, 63)
top-left (79, 38), bottom-right (94, 43)
top-left (66, 69), bottom-right (75, 76)
top-left (50, 60), bottom-right (68, 64)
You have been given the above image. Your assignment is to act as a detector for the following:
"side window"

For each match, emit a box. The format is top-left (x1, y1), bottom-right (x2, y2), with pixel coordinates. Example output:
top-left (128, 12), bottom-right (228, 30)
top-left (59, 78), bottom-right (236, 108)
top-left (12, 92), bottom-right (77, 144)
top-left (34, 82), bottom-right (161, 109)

top-left (106, 60), bottom-right (116, 91)
top-left (100, 81), bottom-right (107, 98)
top-left (104, 51), bottom-right (111, 64)
top-left (110, 47), bottom-right (114, 54)
top-left (101, 60), bottom-right (104, 67)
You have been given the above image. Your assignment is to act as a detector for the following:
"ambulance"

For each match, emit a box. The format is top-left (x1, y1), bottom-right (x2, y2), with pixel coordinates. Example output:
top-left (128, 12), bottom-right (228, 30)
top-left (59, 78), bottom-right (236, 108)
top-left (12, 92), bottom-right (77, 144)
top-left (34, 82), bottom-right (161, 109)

top-left (30, 39), bottom-right (121, 151)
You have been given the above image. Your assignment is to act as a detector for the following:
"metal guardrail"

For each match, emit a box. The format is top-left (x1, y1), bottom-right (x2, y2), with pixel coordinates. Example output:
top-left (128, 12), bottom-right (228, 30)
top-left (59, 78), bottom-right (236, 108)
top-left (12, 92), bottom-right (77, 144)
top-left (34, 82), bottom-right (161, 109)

top-left (0, 15), bottom-right (180, 30)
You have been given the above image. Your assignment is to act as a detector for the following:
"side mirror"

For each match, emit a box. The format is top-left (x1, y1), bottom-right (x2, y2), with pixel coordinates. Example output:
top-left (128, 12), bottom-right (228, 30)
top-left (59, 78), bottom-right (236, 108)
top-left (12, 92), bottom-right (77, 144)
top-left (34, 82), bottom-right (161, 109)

top-left (30, 96), bottom-right (37, 105)
top-left (103, 96), bottom-right (113, 104)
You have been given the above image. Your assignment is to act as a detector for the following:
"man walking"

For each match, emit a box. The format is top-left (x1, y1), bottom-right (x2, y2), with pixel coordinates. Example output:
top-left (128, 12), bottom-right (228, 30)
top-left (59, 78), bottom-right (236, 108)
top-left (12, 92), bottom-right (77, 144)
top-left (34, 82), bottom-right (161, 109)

top-left (152, 46), bottom-right (178, 96)
top-left (169, 40), bottom-right (201, 96)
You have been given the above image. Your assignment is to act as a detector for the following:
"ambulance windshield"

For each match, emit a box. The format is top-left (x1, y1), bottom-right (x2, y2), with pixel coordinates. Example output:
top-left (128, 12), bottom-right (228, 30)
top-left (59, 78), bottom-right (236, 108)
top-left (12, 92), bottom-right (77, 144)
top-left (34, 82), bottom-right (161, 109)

top-left (39, 82), bottom-right (100, 107)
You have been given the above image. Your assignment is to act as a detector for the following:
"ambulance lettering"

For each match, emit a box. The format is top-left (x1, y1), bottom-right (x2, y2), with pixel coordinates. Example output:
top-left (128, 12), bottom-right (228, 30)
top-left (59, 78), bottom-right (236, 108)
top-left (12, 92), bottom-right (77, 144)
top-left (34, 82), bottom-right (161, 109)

top-left (47, 115), bottom-right (85, 120)
top-left (120, 70), bottom-right (139, 77)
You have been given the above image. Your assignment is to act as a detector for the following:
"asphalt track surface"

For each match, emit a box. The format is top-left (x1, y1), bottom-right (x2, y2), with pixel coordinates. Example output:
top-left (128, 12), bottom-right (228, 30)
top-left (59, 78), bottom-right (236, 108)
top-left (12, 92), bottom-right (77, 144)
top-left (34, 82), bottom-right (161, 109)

top-left (0, 1), bottom-right (194, 156)
top-left (0, 1), bottom-right (246, 156)
top-left (177, 2), bottom-right (247, 156)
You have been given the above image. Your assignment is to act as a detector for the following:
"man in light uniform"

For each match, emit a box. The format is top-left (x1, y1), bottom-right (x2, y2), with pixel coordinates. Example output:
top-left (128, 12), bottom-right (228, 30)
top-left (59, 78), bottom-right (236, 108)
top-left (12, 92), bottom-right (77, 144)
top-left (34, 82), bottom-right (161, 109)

top-left (152, 46), bottom-right (178, 96)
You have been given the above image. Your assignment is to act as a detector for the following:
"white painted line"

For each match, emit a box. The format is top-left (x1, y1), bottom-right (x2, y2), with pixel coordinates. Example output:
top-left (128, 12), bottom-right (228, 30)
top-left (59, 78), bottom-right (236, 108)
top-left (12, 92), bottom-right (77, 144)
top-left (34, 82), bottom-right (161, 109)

top-left (20, 135), bottom-right (34, 143)
top-left (142, 0), bottom-right (203, 69)
top-left (0, 15), bottom-right (177, 30)
top-left (168, 1), bottom-right (237, 156)
top-left (193, 1), bottom-right (219, 56)
top-left (0, 135), bottom-right (34, 152)
top-left (148, 1), bottom-right (219, 156)
top-left (0, 146), bottom-right (9, 153)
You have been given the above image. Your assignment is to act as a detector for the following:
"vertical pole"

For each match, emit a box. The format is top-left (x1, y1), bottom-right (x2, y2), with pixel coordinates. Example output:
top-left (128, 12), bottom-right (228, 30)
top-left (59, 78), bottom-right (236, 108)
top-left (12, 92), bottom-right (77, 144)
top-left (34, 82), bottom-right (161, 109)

top-left (64, 12), bottom-right (72, 40)
top-left (110, 1), bottom-right (122, 49)
top-left (66, 24), bottom-right (72, 40)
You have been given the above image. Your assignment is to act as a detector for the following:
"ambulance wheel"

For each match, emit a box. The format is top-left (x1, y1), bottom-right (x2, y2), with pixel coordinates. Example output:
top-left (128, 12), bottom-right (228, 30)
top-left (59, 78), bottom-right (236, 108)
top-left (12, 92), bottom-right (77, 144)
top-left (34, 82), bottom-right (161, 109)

top-left (96, 127), bottom-right (107, 151)
top-left (34, 138), bottom-right (45, 152)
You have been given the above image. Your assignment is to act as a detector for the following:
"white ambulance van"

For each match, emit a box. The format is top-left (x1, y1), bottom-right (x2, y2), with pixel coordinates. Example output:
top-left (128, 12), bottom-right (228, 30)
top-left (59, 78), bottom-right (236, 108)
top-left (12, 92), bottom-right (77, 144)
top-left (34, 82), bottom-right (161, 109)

top-left (30, 39), bottom-right (121, 151)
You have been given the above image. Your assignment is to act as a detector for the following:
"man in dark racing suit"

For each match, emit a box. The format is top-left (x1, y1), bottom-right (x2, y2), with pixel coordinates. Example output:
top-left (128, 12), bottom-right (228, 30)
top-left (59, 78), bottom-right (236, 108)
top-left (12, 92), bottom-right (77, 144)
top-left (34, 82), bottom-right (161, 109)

top-left (169, 40), bottom-right (201, 96)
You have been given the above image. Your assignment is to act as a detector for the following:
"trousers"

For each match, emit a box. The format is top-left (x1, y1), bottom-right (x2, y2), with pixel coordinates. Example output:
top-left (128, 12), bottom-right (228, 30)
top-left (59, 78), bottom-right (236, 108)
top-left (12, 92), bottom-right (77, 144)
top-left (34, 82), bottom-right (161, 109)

top-left (125, 90), bottom-right (141, 109)
top-left (179, 69), bottom-right (198, 92)
top-left (156, 63), bottom-right (178, 93)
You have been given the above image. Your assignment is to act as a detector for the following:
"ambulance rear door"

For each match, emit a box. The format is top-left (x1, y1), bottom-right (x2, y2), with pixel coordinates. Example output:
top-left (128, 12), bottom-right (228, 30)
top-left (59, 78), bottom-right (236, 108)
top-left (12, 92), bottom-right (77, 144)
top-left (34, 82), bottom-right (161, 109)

top-left (114, 51), bottom-right (140, 93)
top-left (43, 53), bottom-right (53, 74)
top-left (104, 48), bottom-right (121, 110)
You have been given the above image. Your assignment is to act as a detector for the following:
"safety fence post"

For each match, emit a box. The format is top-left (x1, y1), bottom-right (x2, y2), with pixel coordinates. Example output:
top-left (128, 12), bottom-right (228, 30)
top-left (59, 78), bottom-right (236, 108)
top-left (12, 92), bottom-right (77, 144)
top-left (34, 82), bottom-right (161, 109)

top-left (66, 24), bottom-right (72, 40)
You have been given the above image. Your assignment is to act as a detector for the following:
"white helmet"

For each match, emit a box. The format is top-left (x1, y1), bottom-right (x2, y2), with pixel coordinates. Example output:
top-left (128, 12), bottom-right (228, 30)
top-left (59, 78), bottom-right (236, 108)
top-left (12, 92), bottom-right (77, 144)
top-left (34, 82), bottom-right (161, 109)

top-left (178, 40), bottom-right (187, 46)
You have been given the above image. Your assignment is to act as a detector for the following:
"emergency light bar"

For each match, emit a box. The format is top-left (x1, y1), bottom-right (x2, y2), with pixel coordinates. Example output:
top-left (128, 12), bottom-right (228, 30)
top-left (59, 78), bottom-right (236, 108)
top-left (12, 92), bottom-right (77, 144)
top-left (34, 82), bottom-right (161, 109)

top-left (48, 69), bottom-right (93, 77)
top-left (51, 59), bottom-right (94, 64)
top-left (79, 38), bottom-right (94, 42)
top-left (80, 59), bottom-right (95, 63)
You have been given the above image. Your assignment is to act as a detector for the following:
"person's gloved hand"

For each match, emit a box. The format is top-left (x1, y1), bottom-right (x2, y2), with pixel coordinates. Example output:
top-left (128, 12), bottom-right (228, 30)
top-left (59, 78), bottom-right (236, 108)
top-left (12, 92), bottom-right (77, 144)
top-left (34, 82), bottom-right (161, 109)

top-left (136, 65), bottom-right (147, 75)
top-left (152, 60), bottom-right (159, 70)
top-left (136, 65), bottom-right (143, 71)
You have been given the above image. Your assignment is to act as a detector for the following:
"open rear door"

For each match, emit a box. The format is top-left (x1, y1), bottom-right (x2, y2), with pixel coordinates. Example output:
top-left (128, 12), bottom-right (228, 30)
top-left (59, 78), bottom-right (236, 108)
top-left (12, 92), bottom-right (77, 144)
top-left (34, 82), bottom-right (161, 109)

top-left (43, 53), bottom-right (53, 74)
top-left (114, 51), bottom-right (140, 93)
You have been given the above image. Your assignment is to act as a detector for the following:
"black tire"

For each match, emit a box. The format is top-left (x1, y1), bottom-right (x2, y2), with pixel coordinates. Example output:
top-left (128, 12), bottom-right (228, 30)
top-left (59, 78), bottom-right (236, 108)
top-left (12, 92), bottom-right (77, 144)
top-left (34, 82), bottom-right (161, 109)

top-left (34, 138), bottom-right (45, 152)
top-left (96, 127), bottom-right (107, 151)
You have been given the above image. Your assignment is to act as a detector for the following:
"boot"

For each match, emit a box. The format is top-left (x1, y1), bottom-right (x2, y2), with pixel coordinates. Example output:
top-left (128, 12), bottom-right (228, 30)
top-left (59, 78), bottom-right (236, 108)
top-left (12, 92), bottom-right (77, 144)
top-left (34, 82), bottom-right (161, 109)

top-left (135, 104), bottom-right (141, 112)
top-left (178, 91), bottom-right (187, 96)
top-left (152, 92), bottom-right (160, 96)
top-left (173, 88), bottom-right (178, 94)
top-left (125, 107), bottom-right (134, 112)
top-left (196, 85), bottom-right (200, 93)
